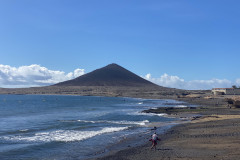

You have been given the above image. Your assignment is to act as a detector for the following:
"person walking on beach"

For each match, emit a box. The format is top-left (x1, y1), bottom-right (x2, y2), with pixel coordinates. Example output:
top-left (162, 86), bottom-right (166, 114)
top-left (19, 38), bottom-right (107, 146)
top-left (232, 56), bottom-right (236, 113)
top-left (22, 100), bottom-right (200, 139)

top-left (150, 132), bottom-right (160, 150)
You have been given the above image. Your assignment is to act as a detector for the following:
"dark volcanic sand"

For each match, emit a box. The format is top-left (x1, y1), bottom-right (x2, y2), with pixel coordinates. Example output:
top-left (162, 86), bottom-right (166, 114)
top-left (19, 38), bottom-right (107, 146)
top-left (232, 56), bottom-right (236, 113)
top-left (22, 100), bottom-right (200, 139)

top-left (90, 97), bottom-right (240, 160)
top-left (92, 115), bottom-right (240, 160)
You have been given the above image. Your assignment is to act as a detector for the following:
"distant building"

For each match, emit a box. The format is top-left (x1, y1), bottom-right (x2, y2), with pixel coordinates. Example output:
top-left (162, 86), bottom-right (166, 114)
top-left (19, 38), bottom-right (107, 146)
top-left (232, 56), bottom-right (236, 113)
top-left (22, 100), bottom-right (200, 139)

top-left (212, 88), bottom-right (240, 95)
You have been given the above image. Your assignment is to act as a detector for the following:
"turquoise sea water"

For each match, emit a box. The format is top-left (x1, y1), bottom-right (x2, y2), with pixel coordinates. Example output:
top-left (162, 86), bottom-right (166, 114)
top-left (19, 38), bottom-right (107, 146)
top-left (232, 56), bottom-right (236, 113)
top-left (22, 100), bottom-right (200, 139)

top-left (0, 95), bottom-right (190, 160)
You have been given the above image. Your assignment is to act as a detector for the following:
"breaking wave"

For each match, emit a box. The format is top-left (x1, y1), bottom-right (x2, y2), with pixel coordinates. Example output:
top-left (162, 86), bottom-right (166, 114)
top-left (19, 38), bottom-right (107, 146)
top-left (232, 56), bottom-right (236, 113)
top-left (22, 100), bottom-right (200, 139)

top-left (175, 105), bottom-right (187, 108)
top-left (129, 111), bottom-right (167, 117)
top-left (2, 127), bottom-right (128, 142)
top-left (76, 120), bottom-right (149, 126)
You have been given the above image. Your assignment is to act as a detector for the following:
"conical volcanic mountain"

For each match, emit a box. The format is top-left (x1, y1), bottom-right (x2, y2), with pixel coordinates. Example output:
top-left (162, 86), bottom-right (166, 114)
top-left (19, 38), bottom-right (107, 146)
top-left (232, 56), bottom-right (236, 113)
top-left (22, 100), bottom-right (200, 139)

top-left (0, 63), bottom-right (187, 98)
top-left (55, 63), bottom-right (158, 87)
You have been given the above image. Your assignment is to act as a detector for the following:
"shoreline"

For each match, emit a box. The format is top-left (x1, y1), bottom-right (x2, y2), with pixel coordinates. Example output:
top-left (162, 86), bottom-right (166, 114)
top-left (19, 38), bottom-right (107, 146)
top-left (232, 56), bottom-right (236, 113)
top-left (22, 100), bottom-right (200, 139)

top-left (89, 97), bottom-right (240, 160)
top-left (84, 98), bottom-right (194, 160)
top-left (91, 117), bottom-right (240, 160)
top-left (86, 121), bottom-right (184, 160)
top-left (86, 102), bottom-right (199, 160)
top-left (1, 88), bottom-right (240, 159)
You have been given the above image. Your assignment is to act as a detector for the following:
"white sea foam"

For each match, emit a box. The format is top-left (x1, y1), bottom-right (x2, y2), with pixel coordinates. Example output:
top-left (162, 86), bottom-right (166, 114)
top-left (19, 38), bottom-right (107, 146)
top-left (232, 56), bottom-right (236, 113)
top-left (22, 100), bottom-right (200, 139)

top-left (175, 105), bottom-right (187, 108)
top-left (130, 111), bottom-right (167, 117)
top-left (3, 127), bottom-right (128, 142)
top-left (77, 120), bottom-right (149, 126)
top-left (150, 107), bottom-right (158, 110)
top-left (107, 120), bottom-right (149, 126)
top-left (77, 120), bottom-right (96, 123)
top-left (19, 129), bottom-right (29, 132)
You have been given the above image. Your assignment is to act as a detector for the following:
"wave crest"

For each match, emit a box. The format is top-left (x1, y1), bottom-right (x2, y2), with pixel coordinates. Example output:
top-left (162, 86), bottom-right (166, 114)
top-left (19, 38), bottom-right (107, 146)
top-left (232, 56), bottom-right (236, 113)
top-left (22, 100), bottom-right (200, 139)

top-left (3, 127), bottom-right (128, 142)
top-left (77, 120), bottom-right (149, 126)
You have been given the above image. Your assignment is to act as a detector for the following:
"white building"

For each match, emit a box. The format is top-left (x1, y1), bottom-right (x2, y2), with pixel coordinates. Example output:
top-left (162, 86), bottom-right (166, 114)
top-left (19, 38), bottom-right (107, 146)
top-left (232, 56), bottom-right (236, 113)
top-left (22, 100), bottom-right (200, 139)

top-left (212, 88), bottom-right (240, 95)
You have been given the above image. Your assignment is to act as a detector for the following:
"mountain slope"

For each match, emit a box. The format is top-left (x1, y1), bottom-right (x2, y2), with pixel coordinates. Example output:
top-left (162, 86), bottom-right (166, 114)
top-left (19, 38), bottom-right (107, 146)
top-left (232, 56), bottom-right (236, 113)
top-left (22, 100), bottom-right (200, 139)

top-left (54, 63), bottom-right (158, 87)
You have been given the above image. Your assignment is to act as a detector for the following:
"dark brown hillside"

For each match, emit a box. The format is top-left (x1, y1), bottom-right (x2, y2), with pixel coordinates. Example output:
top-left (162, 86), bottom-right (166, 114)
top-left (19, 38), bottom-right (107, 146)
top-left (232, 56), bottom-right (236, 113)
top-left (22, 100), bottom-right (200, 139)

top-left (54, 63), bottom-right (159, 87)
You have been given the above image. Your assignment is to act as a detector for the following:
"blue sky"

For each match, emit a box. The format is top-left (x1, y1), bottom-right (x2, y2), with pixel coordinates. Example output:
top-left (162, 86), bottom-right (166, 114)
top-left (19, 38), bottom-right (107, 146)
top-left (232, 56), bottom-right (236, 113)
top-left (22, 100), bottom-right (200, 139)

top-left (0, 0), bottom-right (240, 89)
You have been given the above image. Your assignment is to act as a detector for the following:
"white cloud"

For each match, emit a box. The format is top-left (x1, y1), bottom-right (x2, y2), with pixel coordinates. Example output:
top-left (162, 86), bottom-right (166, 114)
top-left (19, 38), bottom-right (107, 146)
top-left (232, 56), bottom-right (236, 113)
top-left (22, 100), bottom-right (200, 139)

top-left (144, 73), bottom-right (236, 90)
top-left (236, 79), bottom-right (240, 86)
top-left (145, 73), bottom-right (185, 89)
top-left (0, 64), bottom-right (85, 88)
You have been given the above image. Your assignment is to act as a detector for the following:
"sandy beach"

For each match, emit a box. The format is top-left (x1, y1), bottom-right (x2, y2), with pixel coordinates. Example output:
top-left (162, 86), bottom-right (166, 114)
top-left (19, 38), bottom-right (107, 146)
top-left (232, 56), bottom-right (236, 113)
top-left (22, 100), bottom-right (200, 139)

top-left (91, 96), bottom-right (240, 160)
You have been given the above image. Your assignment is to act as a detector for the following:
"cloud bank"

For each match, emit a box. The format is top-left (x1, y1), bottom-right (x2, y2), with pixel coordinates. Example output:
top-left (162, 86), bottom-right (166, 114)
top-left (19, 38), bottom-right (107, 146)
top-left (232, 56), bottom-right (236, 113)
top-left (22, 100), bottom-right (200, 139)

top-left (144, 73), bottom-right (239, 90)
top-left (0, 64), bottom-right (85, 88)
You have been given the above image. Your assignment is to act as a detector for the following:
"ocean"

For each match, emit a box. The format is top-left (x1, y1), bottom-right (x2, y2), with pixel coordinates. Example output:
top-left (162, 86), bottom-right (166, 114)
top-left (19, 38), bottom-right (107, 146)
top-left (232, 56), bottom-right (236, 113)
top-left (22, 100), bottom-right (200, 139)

top-left (0, 95), bottom-right (190, 160)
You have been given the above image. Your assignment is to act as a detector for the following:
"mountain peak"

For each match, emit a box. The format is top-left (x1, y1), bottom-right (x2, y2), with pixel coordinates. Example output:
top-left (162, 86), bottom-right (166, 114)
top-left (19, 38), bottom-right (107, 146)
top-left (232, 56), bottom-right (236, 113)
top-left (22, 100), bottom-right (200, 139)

top-left (54, 64), bottom-right (158, 87)
top-left (107, 63), bottom-right (119, 66)
top-left (104, 63), bottom-right (123, 69)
